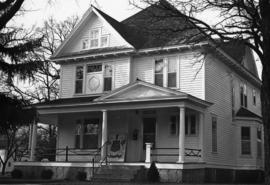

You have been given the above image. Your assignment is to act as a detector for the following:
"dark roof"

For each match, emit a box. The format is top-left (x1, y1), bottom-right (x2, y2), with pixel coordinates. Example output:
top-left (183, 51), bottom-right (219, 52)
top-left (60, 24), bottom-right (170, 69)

top-left (34, 96), bottom-right (99, 107)
top-left (235, 107), bottom-right (261, 119)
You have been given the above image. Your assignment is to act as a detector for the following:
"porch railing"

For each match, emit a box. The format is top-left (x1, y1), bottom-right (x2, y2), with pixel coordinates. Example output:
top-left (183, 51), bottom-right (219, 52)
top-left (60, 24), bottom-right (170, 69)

top-left (150, 147), bottom-right (202, 158)
top-left (92, 141), bottom-right (109, 178)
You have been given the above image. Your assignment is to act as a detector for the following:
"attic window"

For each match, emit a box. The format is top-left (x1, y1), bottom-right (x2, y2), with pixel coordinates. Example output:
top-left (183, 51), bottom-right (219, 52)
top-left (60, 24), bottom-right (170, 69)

top-left (82, 28), bottom-right (109, 49)
top-left (90, 29), bottom-right (100, 48)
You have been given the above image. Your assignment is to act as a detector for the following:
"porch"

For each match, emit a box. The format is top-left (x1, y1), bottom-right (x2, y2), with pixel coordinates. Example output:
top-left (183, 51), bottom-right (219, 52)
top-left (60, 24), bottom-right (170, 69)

top-left (25, 80), bottom-right (211, 164)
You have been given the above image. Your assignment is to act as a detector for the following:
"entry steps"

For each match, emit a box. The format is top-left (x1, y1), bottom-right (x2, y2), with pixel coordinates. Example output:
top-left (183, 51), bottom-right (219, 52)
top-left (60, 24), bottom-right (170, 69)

top-left (91, 165), bottom-right (145, 182)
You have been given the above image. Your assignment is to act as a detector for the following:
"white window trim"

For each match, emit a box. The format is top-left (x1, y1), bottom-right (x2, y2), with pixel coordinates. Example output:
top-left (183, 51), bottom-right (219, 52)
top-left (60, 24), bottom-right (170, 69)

top-left (168, 115), bottom-right (179, 137)
top-left (103, 62), bottom-right (114, 91)
top-left (240, 83), bottom-right (247, 108)
top-left (185, 114), bottom-right (198, 136)
top-left (153, 55), bottom-right (179, 89)
top-left (74, 65), bottom-right (85, 95)
top-left (241, 126), bottom-right (252, 156)
top-left (252, 89), bottom-right (257, 106)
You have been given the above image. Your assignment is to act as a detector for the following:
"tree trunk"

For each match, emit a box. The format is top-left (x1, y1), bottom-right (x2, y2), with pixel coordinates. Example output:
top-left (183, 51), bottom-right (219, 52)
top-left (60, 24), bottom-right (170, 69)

top-left (1, 162), bottom-right (6, 175)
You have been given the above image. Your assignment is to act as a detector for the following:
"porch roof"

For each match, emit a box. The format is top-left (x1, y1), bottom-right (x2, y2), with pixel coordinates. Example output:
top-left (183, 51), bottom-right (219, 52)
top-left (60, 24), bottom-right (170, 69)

top-left (33, 80), bottom-right (212, 114)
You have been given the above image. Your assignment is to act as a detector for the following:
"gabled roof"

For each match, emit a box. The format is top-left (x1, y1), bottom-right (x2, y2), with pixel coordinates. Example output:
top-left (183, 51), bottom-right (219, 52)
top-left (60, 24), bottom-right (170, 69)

top-left (235, 107), bottom-right (261, 119)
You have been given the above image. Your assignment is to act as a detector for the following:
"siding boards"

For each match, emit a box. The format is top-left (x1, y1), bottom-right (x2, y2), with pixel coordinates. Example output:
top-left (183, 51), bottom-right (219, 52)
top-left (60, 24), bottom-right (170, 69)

top-left (114, 59), bottom-right (130, 88)
top-left (61, 64), bottom-right (75, 98)
top-left (179, 53), bottom-right (205, 100)
top-left (132, 57), bottom-right (154, 83)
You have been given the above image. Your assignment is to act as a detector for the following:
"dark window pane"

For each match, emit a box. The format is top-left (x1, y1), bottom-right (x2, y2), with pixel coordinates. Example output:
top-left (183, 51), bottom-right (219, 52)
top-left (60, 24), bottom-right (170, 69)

top-left (185, 116), bottom-right (188, 135)
top-left (241, 140), bottom-right (251, 154)
top-left (75, 80), bottom-right (83, 94)
top-left (87, 64), bottom-right (102, 73)
top-left (76, 66), bottom-right (83, 79)
top-left (155, 74), bottom-right (163, 86)
top-left (190, 115), bottom-right (196, 134)
top-left (212, 117), bottom-right (217, 152)
top-left (143, 118), bottom-right (156, 149)
top-left (104, 77), bottom-right (112, 91)
top-left (168, 73), bottom-right (176, 87)
top-left (241, 127), bottom-right (250, 140)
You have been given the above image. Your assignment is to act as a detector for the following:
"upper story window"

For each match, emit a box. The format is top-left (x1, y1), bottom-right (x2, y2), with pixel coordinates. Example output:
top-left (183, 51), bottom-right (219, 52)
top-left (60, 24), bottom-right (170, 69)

top-left (154, 56), bottom-right (178, 88)
top-left (87, 63), bottom-right (102, 73)
top-left (104, 64), bottom-right (113, 91)
top-left (257, 127), bottom-right (262, 158)
top-left (240, 83), bottom-right (247, 108)
top-left (75, 66), bottom-right (84, 94)
top-left (252, 89), bottom-right (256, 106)
top-left (82, 28), bottom-right (110, 50)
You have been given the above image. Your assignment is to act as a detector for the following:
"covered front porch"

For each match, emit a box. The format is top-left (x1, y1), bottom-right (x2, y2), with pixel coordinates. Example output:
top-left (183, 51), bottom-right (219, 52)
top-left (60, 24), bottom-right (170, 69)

top-left (26, 80), bottom-right (211, 165)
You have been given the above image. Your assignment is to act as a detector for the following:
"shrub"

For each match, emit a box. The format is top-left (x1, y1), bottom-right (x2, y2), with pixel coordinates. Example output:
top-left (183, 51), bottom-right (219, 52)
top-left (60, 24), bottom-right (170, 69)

top-left (41, 169), bottom-right (53, 179)
top-left (11, 169), bottom-right (23, 179)
top-left (76, 171), bottom-right (87, 181)
top-left (147, 161), bottom-right (160, 182)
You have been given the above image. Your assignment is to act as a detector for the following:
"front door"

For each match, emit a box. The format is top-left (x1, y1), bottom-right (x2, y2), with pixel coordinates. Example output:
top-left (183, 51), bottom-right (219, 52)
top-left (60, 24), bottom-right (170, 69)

top-left (143, 117), bottom-right (156, 150)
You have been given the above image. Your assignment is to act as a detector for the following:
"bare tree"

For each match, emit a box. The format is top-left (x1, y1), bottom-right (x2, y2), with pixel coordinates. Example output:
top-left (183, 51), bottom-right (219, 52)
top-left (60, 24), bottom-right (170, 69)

top-left (130, 0), bottom-right (270, 183)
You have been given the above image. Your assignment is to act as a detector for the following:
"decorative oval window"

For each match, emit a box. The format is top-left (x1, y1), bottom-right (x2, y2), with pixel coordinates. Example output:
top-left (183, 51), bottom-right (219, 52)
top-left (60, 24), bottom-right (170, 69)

top-left (88, 76), bottom-right (100, 91)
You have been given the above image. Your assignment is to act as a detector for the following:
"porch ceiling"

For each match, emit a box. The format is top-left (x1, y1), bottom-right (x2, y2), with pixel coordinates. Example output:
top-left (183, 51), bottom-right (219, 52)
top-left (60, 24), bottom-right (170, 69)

top-left (34, 80), bottom-right (212, 115)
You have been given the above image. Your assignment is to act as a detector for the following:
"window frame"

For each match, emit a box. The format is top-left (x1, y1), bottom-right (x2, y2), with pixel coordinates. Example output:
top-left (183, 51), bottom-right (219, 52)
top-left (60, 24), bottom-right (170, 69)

top-left (103, 63), bottom-right (113, 91)
top-left (185, 114), bottom-right (197, 136)
top-left (241, 126), bottom-right (251, 155)
top-left (169, 115), bottom-right (179, 136)
top-left (240, 83), bottom-right (247, 108)
top-left (252, 89), bottom-right (257, 106)
top-left (89, 28), bottom-right (100, 49)
top-left (257, 127), bottom-right (262, 158)
top-left (75, 65), bottom-right (84, 94)
top-left (153, 56), bottom-right (179, 88)
top-left (211, 116), bottom-right (217, 153)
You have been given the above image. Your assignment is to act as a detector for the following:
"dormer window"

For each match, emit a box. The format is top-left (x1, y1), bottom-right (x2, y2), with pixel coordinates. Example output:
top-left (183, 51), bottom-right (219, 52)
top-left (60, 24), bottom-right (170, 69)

top-left (81, 28), bottom-right (110, 50)
top-left (90, 29), bottom-right (100, 48)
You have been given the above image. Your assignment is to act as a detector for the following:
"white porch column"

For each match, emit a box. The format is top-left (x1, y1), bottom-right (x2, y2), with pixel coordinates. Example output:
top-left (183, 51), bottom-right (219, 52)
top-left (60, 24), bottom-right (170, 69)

top-left (28, 124), bottom-right (32, 150)
top-left (178, 107), bottom-right (185, 163)
top-left (145, 143), bottom-right (152, 163)
top-left (101, 110), bottom-right (108, 160)
top-left (30, 121), bottom-right (37, 161)
top-left (199, 112), bottom-right (204, 162)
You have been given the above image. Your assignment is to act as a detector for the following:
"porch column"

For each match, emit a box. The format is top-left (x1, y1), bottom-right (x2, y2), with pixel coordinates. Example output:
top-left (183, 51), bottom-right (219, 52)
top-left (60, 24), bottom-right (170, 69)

top-left (199, 112), bottom-right (204, 162)
top-left (178, 107), bottom-right (185, 163)
top-left (101, 110), bottom-right (108, 160)
top-left (30, 121), bottom-right (37, 161)
top-left (28, 124), bottom-right (32, 150)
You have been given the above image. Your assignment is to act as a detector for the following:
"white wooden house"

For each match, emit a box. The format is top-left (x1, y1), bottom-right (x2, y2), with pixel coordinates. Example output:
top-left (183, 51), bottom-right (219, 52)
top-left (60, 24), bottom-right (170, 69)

top-left (15, 1), bottom-right (263, 183)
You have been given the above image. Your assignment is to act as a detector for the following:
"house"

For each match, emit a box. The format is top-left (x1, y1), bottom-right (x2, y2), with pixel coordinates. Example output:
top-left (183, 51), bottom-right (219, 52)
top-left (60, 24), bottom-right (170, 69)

top-left (14, 0), bottom-right (263, 183)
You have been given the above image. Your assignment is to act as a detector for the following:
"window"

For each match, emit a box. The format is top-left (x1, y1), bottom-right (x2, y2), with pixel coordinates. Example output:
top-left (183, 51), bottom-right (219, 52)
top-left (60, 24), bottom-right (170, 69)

top-left (257, 127), bottom-right (262, 158)
top-left (83, 119), bottom-right (99, 149)
top-left (104, 64), bottom-right (112, 91)
top-left (240, 84), bottom-right (247, 108)
top-left (169, 115), bottom-right (179, 136)
top-left (155, 59), bottom-right (164, 87)
top-left (232, 86), bottom-right (235, 117)
top-left (154, 56), bottom-right (178, 88)
top-left (82, 38), bottom-right (89, 50)
top-left (87, 63), bottom-right (102, 73)
top-left (90, 29), bottom-right (100, 48)
top-left (168, 57), bottom-right (177, 87)
top-left (253, 89), bottom-right (257, 106)
top-left (75, 66), bottom-right (84, 94)
top-left (241, 127), bottom-right (251, 155)
top-left (101, 35), bottom-right (109, 47)
top-left (75, 120), bottom-right (82, 149)
top-left (212, 116), bottom-right (217, 153)
top-left (185, 114), bottom-right (197, 135)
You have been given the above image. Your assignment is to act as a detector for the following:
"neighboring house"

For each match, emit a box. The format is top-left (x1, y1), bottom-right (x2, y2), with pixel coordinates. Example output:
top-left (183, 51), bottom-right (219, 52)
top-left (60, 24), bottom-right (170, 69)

top-left (15, 0), bottom-right (263, 183)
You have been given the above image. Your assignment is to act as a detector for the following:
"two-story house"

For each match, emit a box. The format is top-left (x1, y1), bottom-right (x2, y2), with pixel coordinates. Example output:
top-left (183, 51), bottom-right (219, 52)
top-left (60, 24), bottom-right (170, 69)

top-left (15, 0), bottom-right (263, 183)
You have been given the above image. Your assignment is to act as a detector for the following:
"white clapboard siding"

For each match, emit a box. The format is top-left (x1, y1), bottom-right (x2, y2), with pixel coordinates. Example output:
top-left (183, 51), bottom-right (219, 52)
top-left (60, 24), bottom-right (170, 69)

top-left (63, 14), bottom-right (128, 54)
top-left (113, 58), bottom-right (130, 89)
top-left (132, 57), bottom-right (154, 83)
top-left (179, 53), bottom-right (205, 100)
top-left (204, 54), bottom-right (237, 167)
top-left (60, 64), bottom-right (75, 98)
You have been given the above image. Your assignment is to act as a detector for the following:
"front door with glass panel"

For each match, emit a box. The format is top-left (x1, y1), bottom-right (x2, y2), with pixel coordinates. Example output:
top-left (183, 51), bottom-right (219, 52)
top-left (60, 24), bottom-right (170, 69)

top-left (143, 118), bottom-right (156, 149)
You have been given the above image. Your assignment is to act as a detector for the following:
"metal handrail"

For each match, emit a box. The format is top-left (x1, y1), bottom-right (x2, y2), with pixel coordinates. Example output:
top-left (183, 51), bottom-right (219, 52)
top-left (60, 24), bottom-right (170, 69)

top-left (92, 141), bottom-right (109, 179)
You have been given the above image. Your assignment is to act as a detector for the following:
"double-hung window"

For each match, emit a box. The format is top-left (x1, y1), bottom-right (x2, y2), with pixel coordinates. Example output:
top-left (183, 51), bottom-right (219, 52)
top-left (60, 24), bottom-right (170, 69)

top-left (155, 59), bottom-right (164, 87)
top-left (253, 89), bottom-right (257, 106)
top-left (90, 29), bottom-right (100, 48)
top-left (75, 66), bottom-right (84, 94)
top-left (185, 114), bottom-right (197, 135)
top-left (75, 120), bottom-right (82, 149)
top-left (257, 127), bottom-right (262, 158)
top-left (154, 56), bottom-right (178, 88)
top-left (241, 127), bottom-right (251, 155)
top-left (240, 84), bottom-right (247, 108)
top-left (104, 64), bottom-right (113, 91)
top-left (212, 116), bottom-right (217, 153)
top-left (169, 115), bottom-right (179, 136)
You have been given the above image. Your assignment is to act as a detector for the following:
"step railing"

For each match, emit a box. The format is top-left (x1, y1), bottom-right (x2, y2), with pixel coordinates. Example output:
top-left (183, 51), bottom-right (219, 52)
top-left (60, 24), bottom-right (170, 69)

top-left (91, 141), bottom-right (109, 178)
